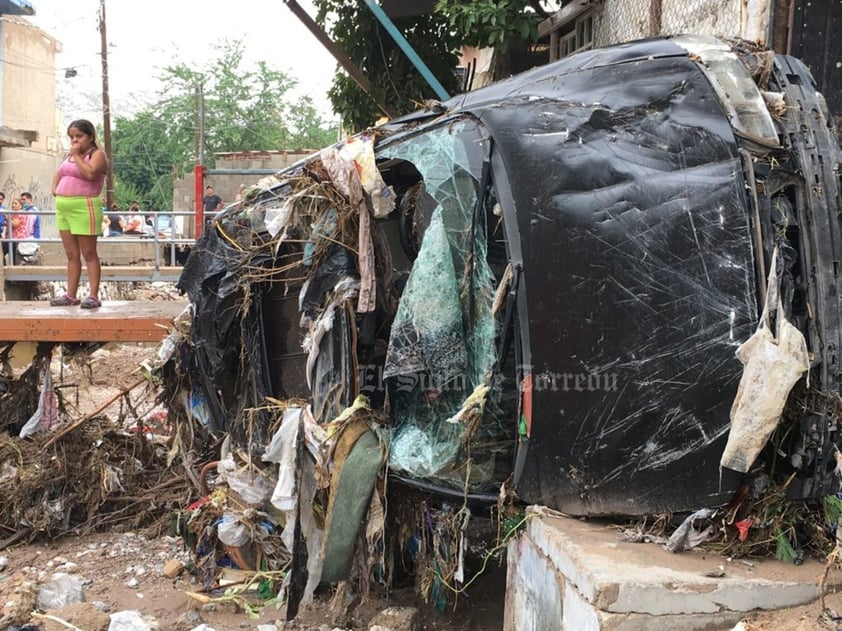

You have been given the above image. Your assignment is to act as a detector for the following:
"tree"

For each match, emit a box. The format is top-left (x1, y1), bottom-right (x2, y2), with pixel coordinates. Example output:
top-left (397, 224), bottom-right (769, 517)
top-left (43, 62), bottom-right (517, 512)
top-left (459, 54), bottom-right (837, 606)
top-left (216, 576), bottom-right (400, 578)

top-left (314, 1), bottom-right (462, 131)
top-left (436, 0), bottom-right (549, 79)
top-left (110, 110), bottom-right (181, 211)
top-left (110, 39), bottom-right (338, 210)
top-left (314, 0), bottom-right (551, 131)
top-left (435, 0), bottom-right (544, 49)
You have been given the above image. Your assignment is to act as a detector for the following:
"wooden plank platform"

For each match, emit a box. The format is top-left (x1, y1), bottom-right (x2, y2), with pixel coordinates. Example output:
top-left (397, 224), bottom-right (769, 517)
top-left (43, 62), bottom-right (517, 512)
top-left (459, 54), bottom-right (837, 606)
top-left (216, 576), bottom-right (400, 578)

top-left (1, 265), bottom-right (185, 283)
top-left (0, 300), bottom-right (190, 342)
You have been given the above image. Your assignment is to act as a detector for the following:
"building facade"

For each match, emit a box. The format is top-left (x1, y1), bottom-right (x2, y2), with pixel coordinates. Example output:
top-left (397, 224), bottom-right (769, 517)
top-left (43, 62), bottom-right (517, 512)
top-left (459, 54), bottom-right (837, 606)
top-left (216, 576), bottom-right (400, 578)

top-left (539, 0), bottom-right (842, 126)
top-left (0, 15), bottom-right (61, 218)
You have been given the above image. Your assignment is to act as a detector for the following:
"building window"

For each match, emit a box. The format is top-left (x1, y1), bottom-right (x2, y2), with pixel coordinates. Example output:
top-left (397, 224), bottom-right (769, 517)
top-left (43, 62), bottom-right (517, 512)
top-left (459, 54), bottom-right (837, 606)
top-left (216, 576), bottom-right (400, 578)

top-left (538, 1), bottom-right (601, 62)
top-left (556, 11), bottom-right (594, 59)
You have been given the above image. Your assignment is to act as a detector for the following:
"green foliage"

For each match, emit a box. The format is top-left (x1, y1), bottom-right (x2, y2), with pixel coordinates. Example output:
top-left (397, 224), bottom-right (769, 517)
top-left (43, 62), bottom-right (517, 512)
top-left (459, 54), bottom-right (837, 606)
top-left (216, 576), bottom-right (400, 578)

top-left (502, 511), bottom-right (527, 539)
top-left (111, 39), bottom-right (338, 210)
top-left (774, 528), bottom-right (797, 563)
top-left (313, 1), bottom-right (461, 131)
top-left (288, 97), bottom-right (339, 149)
top-left (436, 0), bottom-right (540, 48)
top-left (112, 180), bottom-right (145, 211)
top-left (111, 111), bottom-right (180, 211)
top-left (314, 0), bottom-right (546, 130)
top-left (823, 494), bottom-right (842, 526)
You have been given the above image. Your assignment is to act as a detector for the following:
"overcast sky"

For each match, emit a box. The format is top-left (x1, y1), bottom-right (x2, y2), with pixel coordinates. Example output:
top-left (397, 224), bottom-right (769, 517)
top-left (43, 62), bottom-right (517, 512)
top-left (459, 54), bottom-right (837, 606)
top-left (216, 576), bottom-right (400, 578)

top-left (29, 0), bottom-right (339, 126)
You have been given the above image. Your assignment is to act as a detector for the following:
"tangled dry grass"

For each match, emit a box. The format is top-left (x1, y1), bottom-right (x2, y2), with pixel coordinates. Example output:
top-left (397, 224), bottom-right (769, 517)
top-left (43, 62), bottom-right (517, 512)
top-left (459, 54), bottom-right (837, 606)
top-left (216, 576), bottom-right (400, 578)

top-left (0, 343), bottom-right (191, 549)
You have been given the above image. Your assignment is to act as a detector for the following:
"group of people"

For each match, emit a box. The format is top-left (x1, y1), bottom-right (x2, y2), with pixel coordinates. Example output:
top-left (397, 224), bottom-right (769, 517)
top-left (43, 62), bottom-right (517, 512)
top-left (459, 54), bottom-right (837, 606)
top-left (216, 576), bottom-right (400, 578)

top-left (0, 191), bottom-right (42, 262)
top-left (103, 200), bottom-right (147, 237)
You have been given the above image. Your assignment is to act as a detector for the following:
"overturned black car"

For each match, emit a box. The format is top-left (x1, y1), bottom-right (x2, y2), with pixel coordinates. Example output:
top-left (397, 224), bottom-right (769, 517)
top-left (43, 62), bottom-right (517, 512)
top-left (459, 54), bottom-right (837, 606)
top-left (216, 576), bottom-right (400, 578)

top-left (176, 34), bottom-right (842, 523)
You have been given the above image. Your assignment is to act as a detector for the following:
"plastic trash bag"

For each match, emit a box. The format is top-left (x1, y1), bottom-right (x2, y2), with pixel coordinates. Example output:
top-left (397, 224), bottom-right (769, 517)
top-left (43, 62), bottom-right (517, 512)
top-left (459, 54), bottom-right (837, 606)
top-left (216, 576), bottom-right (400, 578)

top-left (217, 513), bottom-right (250, 547)
top-left (216, 454), bottom-right (275, 506)
top-left (720, 248), bottom-right (810, 472)
top-left (665, 508), bottom-right (717, 552)
top-left (262, 407), bottom-right (302, 512)
top-left (19, 367), bottom-right (58, 438)
top-left (336, 136), bottom-right (395, 218)
top-left (36, 573), bottom-right (85, 610)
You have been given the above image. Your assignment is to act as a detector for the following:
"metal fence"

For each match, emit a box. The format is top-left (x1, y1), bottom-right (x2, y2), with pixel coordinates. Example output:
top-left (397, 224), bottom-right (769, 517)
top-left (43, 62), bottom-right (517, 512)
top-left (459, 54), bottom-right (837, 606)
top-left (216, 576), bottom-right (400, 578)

top-left (593, 0), bottom-right (760, 49)
top-left (2, 209), bottom-right (199, 269)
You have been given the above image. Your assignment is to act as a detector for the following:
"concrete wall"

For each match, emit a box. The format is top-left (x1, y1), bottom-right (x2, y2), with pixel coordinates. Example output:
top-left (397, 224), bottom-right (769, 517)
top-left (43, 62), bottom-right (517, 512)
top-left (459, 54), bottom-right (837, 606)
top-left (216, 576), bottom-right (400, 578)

top-left (172, 150), bottom-right (318, 212)
top-left (0, 146), bottom-right (60, 237)
top-left (38, 240), bottom-right (166, 267)
top-left (0, 16), bottom-right (61, 233)
top-left (172, 150), bottom-right (318, 236)
top-left (593, 0), bottom-right (770, 48)
top-left (0, 17), bottom-right (61, 153)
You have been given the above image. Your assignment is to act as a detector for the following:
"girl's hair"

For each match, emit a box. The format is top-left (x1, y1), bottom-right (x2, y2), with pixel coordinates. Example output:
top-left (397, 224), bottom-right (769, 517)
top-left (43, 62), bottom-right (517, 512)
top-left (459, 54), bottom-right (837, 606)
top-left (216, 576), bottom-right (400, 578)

top-left (67, 119), bottom-right (98, 149)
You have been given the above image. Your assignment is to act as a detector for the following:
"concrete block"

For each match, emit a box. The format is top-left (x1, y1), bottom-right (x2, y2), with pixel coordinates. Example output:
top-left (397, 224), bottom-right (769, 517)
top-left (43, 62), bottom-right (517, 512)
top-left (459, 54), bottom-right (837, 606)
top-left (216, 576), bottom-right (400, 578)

top-left (504, 536), bottom-right (563, 631)
top-left (563, 584), bottom-right (600, 631)
top-left (505, 506), bottom-right (834, 630)
top-left (563, 585), bottom-right (744, 630)
top-left (367, 606), bottom-right (419, 631)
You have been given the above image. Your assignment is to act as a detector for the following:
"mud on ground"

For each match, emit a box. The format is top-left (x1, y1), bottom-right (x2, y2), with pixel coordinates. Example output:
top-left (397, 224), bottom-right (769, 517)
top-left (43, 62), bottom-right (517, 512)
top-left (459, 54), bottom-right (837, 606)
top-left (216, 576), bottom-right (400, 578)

top-left (0, 339), bottom-right (840, 630)
top-left (0, 340), bottom-right (507, 630)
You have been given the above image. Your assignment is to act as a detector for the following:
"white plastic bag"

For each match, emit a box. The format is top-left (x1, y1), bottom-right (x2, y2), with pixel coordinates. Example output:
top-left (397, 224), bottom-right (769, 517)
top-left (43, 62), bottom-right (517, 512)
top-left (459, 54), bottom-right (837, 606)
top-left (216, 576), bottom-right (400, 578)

top-left (720, 248), bottom-right (810, 472)
top-left (263, 407), bottom-right (302, 511)
top-left (217, 513), bottom-right (250, 547)
top-left (19, 367), bottom-right (58, 438)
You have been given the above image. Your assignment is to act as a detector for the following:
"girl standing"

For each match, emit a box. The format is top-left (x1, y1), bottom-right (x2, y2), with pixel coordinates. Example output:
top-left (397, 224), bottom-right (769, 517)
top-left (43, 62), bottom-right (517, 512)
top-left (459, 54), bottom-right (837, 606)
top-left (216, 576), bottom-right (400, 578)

top-left (50, 119), bottom-right (108, 308)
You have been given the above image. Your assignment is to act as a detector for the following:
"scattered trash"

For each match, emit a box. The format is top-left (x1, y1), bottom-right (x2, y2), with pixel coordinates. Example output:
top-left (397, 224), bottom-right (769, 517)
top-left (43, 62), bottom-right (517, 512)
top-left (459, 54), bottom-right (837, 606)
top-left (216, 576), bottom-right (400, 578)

top-left (36, 573), bottom-right (85, 611)
top-left (721, 248), bottom-right (811, 473)
top-left (5, 32), bottom-right (842, 630)
top-left (665, 509), bottom-right (717, 553)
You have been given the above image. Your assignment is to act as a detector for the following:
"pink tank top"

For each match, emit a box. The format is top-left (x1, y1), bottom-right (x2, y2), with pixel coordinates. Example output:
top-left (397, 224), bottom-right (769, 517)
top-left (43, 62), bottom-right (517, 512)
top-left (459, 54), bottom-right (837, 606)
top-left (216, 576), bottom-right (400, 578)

top-left (54, 153), bottom-right (105, 197)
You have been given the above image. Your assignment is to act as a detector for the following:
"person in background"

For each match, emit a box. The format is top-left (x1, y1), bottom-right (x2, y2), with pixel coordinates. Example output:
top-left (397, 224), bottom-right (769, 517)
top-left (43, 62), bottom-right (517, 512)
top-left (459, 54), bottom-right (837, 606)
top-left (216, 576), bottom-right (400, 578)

top-left (0, 192), bottom-right (6, 262)
top-left (105, 203), bottom-right (125, 237)
top-left (10, 198), bottom-right (32, 249)
top-left (0, 192), bottom-right (6, 234)
top-left (50, 118), bottom-right (108, 309)
top-left (19, 192), bottom-right (40, 239)
top-left (202, 185), bottom-right (222, 213)
top-left (6, 198), bottom-right (21, 261)
top-left (124, 202), bottom-right (145, 235)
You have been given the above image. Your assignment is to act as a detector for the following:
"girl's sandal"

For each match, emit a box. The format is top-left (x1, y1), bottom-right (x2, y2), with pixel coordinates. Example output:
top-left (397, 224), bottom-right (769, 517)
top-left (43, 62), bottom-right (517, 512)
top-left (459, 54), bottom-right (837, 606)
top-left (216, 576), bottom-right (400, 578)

top-left (49, 294), bottom-right (81, 307)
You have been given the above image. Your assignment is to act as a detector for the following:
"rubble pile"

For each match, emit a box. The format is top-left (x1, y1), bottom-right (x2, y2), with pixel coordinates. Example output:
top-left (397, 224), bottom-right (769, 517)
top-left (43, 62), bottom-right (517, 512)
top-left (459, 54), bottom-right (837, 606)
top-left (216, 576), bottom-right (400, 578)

top-left (0, 342), bottom-right (187, 546)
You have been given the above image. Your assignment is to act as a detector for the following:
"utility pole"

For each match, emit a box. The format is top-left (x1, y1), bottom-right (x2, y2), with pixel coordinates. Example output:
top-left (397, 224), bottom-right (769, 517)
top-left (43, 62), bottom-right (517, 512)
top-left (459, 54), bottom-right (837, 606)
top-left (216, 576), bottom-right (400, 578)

top-left (99, 0), bottom-right (115, 208)
top-left (193, 83), bottom-right (205, 238)
top-left (196, 83), bottom-right (205, 166)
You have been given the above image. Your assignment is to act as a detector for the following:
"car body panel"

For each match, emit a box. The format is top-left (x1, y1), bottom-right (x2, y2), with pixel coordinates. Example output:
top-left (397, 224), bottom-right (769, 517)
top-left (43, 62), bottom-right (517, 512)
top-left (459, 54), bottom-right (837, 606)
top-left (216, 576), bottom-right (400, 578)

top-left (177, 36), bottom-right (842, 516)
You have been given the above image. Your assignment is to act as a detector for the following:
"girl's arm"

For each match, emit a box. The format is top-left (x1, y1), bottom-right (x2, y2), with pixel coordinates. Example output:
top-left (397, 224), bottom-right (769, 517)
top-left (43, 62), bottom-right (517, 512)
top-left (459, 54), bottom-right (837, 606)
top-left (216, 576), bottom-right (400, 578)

top-left (74, 149), bottom-right (108, 181)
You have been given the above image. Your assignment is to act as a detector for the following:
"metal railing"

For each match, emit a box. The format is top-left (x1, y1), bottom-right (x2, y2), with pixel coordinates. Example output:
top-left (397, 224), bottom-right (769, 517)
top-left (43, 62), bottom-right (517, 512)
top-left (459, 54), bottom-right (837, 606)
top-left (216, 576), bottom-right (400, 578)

top-left (1, 209), bottom-right (205, 281)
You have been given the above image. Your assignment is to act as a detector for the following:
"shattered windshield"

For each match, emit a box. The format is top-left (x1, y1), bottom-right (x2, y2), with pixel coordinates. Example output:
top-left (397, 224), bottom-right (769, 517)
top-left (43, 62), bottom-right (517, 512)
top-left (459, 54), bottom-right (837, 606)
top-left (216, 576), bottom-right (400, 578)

top-left (376, 119), bottom-right (513, 491)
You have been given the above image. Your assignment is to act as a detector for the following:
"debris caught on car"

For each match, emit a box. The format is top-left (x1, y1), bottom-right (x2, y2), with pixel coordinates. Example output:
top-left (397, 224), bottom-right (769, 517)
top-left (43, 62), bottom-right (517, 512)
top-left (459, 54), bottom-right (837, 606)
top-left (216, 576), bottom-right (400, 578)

top-left (3, 33), bottom-right (842, 625)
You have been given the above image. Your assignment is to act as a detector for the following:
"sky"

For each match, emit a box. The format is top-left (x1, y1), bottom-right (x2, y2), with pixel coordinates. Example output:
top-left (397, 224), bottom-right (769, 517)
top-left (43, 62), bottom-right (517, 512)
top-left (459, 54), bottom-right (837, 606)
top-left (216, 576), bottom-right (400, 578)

top-left (28, 0), bottom-right (340, 127)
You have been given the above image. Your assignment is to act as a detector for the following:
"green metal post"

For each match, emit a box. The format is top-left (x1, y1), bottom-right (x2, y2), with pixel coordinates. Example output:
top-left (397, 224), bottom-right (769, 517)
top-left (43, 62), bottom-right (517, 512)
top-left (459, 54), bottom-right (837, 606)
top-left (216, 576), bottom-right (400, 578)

top-left (361, 0), bottom-right (451, 101)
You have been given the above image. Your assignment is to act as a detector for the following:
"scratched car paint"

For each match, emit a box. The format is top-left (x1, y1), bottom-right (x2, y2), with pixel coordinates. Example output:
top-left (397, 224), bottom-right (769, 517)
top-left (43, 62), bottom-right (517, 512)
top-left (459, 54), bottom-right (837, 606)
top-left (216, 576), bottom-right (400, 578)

top-left (178, 35), bottom-right (842, 517)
